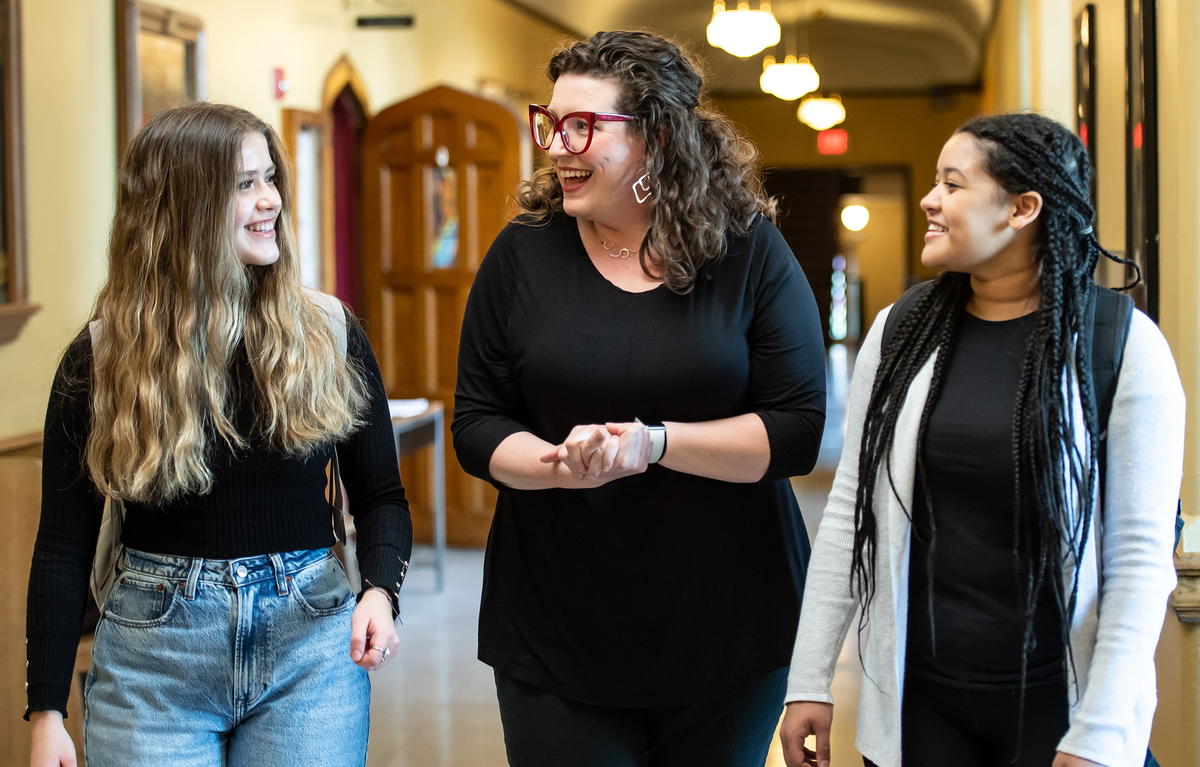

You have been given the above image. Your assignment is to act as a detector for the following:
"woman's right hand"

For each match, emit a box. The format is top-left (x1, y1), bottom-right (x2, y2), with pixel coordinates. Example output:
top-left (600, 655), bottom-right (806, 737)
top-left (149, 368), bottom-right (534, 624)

top-left (780, 701), bottom-right (833, 767)
top-left (29, 711), bottom-right (76, 767)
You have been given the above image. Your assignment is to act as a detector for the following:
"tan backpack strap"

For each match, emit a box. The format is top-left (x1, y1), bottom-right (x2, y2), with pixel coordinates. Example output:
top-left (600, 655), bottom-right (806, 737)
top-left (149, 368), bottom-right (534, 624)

top-left (303, 288), bottom-right (348, 356)
top-left (88, 318), bottom-right (104, 358)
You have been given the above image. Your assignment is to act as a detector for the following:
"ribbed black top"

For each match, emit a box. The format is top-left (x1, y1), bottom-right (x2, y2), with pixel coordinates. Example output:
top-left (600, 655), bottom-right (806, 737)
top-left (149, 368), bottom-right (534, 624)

top-left (26, 311), bottom-right (412, 716)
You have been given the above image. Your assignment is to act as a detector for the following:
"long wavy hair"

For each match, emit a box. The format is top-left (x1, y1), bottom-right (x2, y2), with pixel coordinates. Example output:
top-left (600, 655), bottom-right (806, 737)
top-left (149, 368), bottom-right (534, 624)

top-left (85, 102), bottom-right (367, 503)
top-left (851, 113), bottom-right (1135, 697)
top-left (515, 30), bottom-right (775, 294)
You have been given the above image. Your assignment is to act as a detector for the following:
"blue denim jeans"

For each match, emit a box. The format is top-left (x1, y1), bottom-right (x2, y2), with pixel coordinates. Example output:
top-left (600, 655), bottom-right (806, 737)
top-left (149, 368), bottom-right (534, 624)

top-left (84, 548), bottom-right (369, 766)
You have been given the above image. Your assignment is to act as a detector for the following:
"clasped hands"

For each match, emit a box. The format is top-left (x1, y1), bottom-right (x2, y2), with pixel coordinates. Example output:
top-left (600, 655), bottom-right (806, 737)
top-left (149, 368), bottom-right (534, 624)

top-left (540, 421), bottom-right (652, 485)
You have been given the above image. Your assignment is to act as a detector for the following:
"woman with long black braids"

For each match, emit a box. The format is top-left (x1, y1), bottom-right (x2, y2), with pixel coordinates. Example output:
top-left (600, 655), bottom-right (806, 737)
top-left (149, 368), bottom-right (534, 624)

top-left (779, 113), bottom-right (1184, 767)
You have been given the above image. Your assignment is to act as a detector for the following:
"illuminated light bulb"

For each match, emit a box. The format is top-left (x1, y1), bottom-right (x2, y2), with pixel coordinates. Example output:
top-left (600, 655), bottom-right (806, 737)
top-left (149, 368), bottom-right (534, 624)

top-left (707, 0), bottom-right (781, 58)
top-left (759, 54), bottom-right (820, 101)
top-left (798, 93), bottom-right (846, 131)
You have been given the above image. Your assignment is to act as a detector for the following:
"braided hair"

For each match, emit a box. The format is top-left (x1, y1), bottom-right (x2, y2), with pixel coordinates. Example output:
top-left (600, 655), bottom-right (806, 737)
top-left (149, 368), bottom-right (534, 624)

top-left (850, 113), bottom-right (1135, 706)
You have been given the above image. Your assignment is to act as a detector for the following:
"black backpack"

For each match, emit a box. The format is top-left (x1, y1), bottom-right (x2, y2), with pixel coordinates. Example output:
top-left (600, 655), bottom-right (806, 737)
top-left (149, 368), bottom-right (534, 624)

top-left (881, 280), bottom-right (1131, 432)
top-left (881, 281), bottom-right (1177, 767)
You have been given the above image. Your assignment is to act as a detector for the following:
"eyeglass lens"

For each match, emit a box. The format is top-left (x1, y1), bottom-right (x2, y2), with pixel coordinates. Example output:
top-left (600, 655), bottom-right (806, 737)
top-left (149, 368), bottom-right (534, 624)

top-left (531, 111), bottom-right (591, 153)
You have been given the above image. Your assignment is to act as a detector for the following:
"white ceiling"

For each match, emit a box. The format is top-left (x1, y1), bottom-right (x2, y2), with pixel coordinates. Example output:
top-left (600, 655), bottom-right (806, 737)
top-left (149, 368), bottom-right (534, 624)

top-left (506, 0), bottom-right (998, 95)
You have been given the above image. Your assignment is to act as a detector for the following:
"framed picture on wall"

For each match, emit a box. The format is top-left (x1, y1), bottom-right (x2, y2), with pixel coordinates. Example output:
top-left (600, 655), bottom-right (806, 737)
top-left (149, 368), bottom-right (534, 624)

top-left (1074, 4), bottom-right (1096, 208)
top-left (1125, 0), bottom-right (1158, 319)
top-left (115, 0), bottom-right (204, 155)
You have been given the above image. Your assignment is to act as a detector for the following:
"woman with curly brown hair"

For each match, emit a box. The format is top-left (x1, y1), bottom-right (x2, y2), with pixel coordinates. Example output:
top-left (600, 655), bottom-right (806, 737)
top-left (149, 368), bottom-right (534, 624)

top-left (26, 102), bottom-right (411, 767)
top-left (452, 30), bottom-right (827, 767)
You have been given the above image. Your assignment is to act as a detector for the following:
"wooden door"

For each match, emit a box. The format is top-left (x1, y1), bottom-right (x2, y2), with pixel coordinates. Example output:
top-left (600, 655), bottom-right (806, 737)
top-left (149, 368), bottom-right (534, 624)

top-left (361, 85), bottom-right (519, 547)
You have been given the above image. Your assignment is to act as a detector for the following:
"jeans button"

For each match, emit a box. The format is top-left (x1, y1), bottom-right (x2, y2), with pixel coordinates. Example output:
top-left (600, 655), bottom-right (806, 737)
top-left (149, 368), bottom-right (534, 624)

top-left (236, 565), bottom-right (249, 578)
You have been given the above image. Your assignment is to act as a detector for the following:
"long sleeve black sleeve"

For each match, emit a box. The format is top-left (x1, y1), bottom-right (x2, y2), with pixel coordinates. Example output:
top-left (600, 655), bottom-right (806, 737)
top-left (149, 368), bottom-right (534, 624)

top-left (27, 315), bottom-right (412, 717)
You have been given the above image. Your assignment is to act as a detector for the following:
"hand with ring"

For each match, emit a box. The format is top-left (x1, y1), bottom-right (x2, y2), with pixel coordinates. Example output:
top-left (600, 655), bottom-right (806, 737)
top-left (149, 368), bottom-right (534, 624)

top-left (369, 645), bottom-right (392, 661)
top-left (350, 587), bottom-right (398, 671)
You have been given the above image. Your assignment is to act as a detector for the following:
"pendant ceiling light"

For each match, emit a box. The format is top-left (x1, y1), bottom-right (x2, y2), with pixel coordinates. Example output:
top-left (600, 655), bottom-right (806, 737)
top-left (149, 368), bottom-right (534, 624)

top-left (707, 0), bottom-right (781, 58)
top-left (797, 93), bottom-right (846, 131)
top-left (759, 54), bottom-right (820, 101)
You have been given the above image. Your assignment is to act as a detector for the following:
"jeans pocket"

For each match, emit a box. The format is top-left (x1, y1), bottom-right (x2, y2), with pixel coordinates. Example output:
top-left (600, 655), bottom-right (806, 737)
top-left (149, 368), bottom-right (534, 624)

top-left (290, 556), bottom-right (356, 617)
top-left (102, 573), bottom-right (181, 627)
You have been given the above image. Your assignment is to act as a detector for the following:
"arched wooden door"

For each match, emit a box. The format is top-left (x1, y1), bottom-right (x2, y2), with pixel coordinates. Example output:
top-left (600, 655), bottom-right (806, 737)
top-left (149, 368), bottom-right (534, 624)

top-left (361, 85), bottom-right (520, 547)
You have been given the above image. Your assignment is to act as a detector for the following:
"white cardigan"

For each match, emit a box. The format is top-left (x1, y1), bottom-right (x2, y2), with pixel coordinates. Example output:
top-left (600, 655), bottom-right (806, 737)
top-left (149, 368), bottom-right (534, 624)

top-left (785, 304), bottom-right (1185, 767)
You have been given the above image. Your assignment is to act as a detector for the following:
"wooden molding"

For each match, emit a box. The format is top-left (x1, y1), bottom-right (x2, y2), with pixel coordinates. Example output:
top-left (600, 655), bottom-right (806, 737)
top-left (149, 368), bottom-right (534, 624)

top-left (2, 0), bottom-right (30, 345)
top-left (0, 300), bottom-right (37, 343)
top-left (281, 108), bottom-right (336, 294)
top-left (0, 430), bottom-right (40, 455)
top-left (321, 54), bottom-right (371, 115)
top-left (1171, 551), bottom-right (1200, 624)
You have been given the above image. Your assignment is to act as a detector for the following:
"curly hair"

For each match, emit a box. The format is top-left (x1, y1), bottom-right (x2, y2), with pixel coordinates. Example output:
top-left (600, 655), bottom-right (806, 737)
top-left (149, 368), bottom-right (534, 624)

top-left (850, 113), bottom-right (1135, 728)
top-left (515, 30), bottom-right (776, 294)
top-left (85, 102), bottom-right (367, 503)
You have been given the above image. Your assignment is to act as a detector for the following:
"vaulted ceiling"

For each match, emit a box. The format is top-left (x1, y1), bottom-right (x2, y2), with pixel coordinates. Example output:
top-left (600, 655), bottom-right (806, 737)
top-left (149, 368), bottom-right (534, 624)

top-left (506, 0), bottom-right (998, 95)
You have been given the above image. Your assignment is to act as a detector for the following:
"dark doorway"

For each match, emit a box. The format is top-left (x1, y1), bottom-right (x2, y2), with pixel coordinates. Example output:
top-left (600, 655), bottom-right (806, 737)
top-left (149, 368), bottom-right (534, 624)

top-left (765, 169), bottom-right (862, 344)
top-left (331, 86), bottom-right (366, 311)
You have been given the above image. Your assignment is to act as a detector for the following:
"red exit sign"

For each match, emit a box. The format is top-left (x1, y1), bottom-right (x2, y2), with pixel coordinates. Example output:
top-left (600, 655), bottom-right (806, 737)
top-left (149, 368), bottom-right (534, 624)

top-left (818, 128), bottom-right (849, 155)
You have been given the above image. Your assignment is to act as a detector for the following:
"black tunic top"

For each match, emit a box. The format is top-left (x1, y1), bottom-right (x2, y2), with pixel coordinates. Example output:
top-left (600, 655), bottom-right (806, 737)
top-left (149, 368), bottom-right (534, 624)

top-left (27, 312), bottom-right (412, 716)
top-left (906, 310), bottom-right (1065, 689)
top-left (452, 212), bottom-right (826, 707)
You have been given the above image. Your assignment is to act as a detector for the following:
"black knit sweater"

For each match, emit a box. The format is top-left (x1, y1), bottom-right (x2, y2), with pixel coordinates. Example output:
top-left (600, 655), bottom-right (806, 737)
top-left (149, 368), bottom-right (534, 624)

top-left (26, 311), bottom-right (412, 716)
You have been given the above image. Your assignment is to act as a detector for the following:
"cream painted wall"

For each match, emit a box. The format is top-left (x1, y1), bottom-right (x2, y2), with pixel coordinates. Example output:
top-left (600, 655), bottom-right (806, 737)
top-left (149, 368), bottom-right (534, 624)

top-left (0, 0), bottom-right (565, 439)
top-left (156, 0), bottom-right (566, 121)
top-left (983, 0), bottom-right (1073, 121)
top-left (981, 0), bottom-right (1022, 115)
top-left (0, 0), bottom-right (117, 437)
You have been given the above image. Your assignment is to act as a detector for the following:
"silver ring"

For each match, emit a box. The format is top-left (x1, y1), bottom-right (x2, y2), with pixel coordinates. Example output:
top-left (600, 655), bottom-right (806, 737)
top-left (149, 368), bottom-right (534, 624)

top-left (381, 646), bottom-right (392, 661)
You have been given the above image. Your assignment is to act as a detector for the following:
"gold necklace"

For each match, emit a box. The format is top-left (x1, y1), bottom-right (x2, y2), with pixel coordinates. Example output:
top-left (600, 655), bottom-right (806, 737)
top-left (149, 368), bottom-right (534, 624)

top-left (600, 239), bottom-right (633, 259)
top-left (591, 221), bottom-right (636, 259)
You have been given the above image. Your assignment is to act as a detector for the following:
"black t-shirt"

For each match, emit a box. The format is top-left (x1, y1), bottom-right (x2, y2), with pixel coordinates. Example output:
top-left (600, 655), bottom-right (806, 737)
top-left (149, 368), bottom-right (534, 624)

top-left (452, 212), bottom-right (827, 707)
top-left (906, 310), bottom-right (1065, 689)
top-left (27, 311), bottom-right (412, 716)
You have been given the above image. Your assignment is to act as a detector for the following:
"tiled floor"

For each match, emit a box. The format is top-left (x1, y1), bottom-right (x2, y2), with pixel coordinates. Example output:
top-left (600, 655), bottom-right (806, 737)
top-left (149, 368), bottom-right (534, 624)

top-left (366, 347), bottom-right (863, 766)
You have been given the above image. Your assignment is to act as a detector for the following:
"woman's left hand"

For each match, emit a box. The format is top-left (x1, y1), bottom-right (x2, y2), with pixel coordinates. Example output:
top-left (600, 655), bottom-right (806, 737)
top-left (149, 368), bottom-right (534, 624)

top-left (1052, 753), bottom-right (1105, 767)
top-left (349, 588), bottom-right (398, 671)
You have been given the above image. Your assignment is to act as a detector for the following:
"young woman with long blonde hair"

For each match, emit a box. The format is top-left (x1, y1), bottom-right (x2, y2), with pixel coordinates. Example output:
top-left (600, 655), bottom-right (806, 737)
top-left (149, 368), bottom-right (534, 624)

top-left (26, 102), bottom-right (411, 767)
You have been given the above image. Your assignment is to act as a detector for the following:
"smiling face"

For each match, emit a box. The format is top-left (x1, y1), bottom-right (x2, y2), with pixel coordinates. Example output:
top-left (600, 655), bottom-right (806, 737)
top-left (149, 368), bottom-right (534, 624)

top-left (233, 131), bottom-right (282, 266)
top-left (920, 131), bottom-right (1034, 277)
top-left (547, 74), bottom-right (648, 226)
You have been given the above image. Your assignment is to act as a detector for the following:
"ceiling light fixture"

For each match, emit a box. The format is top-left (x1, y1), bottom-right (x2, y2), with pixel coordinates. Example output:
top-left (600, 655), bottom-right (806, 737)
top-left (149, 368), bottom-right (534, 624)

top-left (759, 54), bottom-right (820, 101)
top-left (707, 0), bottom-right (781, 58)
top-left (798, 93), bottom-right (846, 131)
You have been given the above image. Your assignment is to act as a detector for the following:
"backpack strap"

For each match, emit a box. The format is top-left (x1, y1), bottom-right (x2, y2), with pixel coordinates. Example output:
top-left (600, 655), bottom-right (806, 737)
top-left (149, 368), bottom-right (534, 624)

top-left (87, 319), bottom-right (127, 606)
top-left (304, 288), bottom-right (349, 357)
top-left (303, 289), bottom-right (352, 541)
top-left (881, 280), bottom-right (935, 351)
top-left (1086, 283), bottom-right (1134, 436)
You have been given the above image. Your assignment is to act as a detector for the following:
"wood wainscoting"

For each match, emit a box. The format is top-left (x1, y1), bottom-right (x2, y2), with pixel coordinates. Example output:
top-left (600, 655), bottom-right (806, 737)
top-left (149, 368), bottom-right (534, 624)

top-left (0, 434), bottom-right (88, 765)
